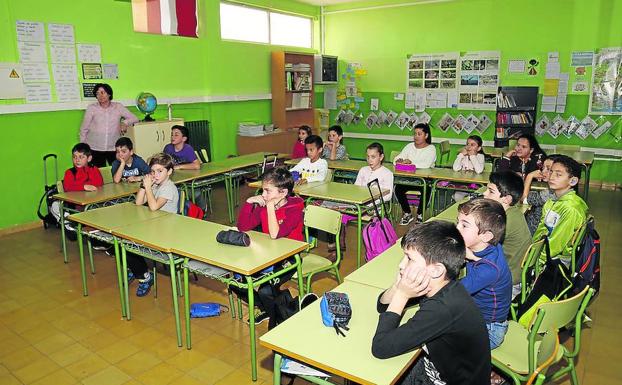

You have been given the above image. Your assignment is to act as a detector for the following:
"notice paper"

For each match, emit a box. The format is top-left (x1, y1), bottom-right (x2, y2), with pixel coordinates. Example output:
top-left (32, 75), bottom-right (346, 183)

top-left (48, 23), bottom-right (75, 44)
top-left (16, 20), bottom-right (45, 42)
top-left (24, 83), bottom-right (52, 103)
top-left (0, 63), bottom-right (25, 99)
top-left (50, 44), bottom-right (76, 63)
top-left (55, 82), bottom-right (81, 102)
top-left (324, 87), bottom-right (337, 110)
top-left (82, 63), bottom-right (102, 79)
top-left (508, 60), bottom-right (525, 73)
top-left (22, 62), bottom-right (50, 82)
top-left (405, 92), bottom-right (415, 109)
top-left (52, 63), bottom-right (78, 83)
top-left (18, 41), bottom-right (47, 62)
top-left (77, 44), bottom-right (102, 63)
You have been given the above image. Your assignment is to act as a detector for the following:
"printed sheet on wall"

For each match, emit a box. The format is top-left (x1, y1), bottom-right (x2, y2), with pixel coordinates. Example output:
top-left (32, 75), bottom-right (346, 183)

top-left (458, 51), bottom-right (500, 110)
top-left (589, 47), bottom-right (622, 115)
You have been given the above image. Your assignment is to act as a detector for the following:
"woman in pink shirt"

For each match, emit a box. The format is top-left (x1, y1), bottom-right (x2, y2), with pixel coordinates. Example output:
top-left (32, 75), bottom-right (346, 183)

top-left (79, 83), bottom-right (138, 167)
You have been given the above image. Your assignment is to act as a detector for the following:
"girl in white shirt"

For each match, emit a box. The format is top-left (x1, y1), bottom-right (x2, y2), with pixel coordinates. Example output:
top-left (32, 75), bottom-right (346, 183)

top-left (394, 123), bottom-right (436, 225)
top-left (450, 135), bottom-right (486, 202)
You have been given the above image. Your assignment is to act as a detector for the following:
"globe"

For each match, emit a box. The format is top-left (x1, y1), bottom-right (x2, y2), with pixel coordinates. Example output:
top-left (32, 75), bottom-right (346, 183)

top-left (136, 92), bottom-right (157, 121)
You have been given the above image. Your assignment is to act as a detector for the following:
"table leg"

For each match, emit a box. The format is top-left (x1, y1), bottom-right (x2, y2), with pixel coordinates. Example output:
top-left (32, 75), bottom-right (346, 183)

top-left (583, 164), bottom-right (591, 201)
top-left (113, 238), bottom-right (126, 318)
top-left (168, 254), bottom-right (183, 347)
top-left (77, 223), bottom-right (88, 296)
top-left (184, 260), bottom-right (191, 349)
top-left (225, 174), bottom-right (234, 223)
top-left (273, 353), bottom-right (283, 385)
top-left (356, 204), bottom-right (362, 268)
top-left (246, 275), bottom-right (258, 381)
top-left (60, 201), bottom-right (68, 263)
top-left (295, 253), bottom-right (304, 297)
top-left (122, 245), bottom-right (131, 320)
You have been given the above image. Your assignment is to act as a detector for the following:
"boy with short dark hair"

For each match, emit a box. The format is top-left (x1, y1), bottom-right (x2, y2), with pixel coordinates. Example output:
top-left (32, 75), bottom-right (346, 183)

top-left (163, 125), bottom-right (200, 170)
top-left (322, 125), bottom-right (347, 160)
top-left (372, 220), bottom-right (490, 385)
top-left (457, 198), bottom-right (512, 349)
top-left (290, 135), bottom-right (328, 185)
top-left (533, 155), bottom-right (588, 266)
top-left (484, 171), bottom-right (532, 298)
top-left (111, 137), bottom-right (150, 183)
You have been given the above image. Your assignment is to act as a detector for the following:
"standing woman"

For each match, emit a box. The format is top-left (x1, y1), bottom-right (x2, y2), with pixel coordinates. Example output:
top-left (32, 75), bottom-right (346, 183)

top-left (79, 83), bottom-right (139, 167)
top-left (497, 133), bottom-right (546, 178)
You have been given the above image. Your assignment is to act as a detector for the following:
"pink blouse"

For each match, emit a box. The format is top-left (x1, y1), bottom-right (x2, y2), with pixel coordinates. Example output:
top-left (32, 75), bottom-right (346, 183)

top-left (79, 102), bottom-right (139, 151)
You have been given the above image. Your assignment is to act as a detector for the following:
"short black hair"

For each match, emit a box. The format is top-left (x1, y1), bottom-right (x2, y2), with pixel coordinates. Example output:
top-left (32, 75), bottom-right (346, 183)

top-left (72, 142), bottom-right (92, 157)
top-left (171, 125), bottom-right (190, 141)
top-left (92, 83), bottom-right (113, 100)
top-left (329, 125), bottom-right (343, 136)
top-left (304, 135), bottom-right (323, 149)
top-left (458, 198), bottom-right (507, 245)
top-left (552, 155), bottom-right (582, 180)
top-left (262, 167), bottom-right (295, 196)
top-left (115, 137), bottom-right (134, 150)
top-left (489, 171), bottom-right (524, 206)
top-left (413, 123), bottom-right (432, 144)
top-left (401, 221), bottom-right (466, 280)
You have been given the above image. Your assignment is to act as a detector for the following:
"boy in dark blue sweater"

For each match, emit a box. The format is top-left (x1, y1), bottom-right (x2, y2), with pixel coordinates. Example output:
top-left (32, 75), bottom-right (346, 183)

top-left (457, 198), bottom-right (512, 349)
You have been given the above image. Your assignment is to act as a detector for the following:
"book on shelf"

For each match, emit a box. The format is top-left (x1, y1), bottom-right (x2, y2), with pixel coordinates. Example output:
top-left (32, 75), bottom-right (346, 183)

top-left (290, 92), bottom-right (311, 110)
top-left (497, 92), bottom-right (517, 108)
top-left (496, 112), bottom-right (531, 125)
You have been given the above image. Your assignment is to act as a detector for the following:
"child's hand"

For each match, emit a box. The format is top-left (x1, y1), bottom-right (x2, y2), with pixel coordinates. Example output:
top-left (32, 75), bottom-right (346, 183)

top-left (246, 195), bottom-right (266, 206)
top-left (296, 178), bottom-right (308, 185)
top-left (120, 121), bottom-right (129, 135)
top-left (142, 174), bottom-right (153, 189)
top-left (527, 169), bottom-right (543, 181)
top-left (84, 184), bottom-right (97, 192)
top-left (460, 147), bottom-right (468, 156)
top-left (127, 176), bottom-right (142, 182)
top-left (505, 149), bottom-right (516, 158)
top-left (465, 248), bottom-right (479, 261)
top-left (396, 265), bottom-right (431, 298)
top-left (399, 159), bottom-right (412, 165)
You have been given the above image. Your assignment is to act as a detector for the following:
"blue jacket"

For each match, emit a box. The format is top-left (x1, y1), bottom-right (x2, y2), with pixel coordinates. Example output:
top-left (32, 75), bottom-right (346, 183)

top-left (461, 244), bottom-right (512, 323)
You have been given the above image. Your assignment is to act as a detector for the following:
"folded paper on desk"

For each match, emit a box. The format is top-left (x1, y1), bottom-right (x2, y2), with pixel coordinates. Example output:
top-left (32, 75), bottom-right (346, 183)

top-left (281, 358), bottom-right (330, 377)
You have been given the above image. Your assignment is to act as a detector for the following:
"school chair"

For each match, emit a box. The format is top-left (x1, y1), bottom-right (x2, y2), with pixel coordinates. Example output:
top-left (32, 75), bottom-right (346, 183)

top-left (491, 286), bottom-right (594, 385)
top-left (510, 236), bottom-right (548, 320)
top-left (390, 150), bottom-right (429, 221)
top-left (525, 330), bottom-right (560, 385)
top-left (509, 138), bottom-right (518, 150)
top-left (193, 150), bottom-right (202, 164)
top-left (560, 216), bottom-right (591, 282)
top-left (294, 205), bottom-right (343, 294)
top-left (554, 144), bottom-right (581, 152)
top-left (188, 147), bottom-right (218, 213)
top-left (100, 166), bottom-right (113, 184)
top-left (325, 168), bottom-right (334, 182)
top-left (438, 140), bottom-right (451, 167)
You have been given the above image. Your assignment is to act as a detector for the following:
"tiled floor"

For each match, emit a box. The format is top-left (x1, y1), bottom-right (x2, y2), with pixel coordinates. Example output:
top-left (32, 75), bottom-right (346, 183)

top-left (0, 184), bottom-right (619, 384)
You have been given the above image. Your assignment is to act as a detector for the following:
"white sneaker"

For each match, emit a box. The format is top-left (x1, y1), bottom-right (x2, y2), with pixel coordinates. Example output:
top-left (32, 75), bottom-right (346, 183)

top-left (400, 213), bottom-right (414, 226)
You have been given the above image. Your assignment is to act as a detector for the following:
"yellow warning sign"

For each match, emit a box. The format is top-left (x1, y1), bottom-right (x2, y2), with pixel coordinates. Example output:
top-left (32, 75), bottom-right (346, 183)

top-left (9, 69), bottom-right (19, 78)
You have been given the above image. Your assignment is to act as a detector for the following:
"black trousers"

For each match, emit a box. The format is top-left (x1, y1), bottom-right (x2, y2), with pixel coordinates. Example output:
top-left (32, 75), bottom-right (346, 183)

top-left (126, 252), bottom-right (149, 278)
top-left (91, 150), bottom-right (116, 167)
top-left (394, 184), bottom-right (425, 215)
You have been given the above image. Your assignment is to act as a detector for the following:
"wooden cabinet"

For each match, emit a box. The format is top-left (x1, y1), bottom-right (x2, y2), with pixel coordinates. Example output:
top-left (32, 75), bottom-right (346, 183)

top-left (237, 129), bottom-right (298, 156)
top-left (125, 119), bottom-right (184, 159)
top-left (271, 51), bottom-right (315, 130)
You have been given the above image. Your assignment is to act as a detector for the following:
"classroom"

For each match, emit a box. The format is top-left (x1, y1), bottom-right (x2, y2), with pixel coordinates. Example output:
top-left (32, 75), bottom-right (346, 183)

top-left (0, 0), bottom-right (620, 384)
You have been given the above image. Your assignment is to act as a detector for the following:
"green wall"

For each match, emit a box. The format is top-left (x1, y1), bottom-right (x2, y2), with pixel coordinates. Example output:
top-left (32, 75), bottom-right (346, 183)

top-left (319, 0), bottom-right (621, 182)
top-left (0, 0), bottom-right (319, 230)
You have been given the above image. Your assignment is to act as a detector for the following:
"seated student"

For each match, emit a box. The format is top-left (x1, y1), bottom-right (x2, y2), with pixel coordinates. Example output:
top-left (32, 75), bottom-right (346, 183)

top-left (533, 155), bottom-right (588, 266)
top-left (457, 198), bottom-right (512, 349)
top-left (497, 134), bottom-right (546, 179)
top-left (522, 155), bottom-right (557, 235)
top-left (129, 153), bottom-right (179, 296)
top-left (393, 123), bottom-right (437, 225)
top-left (372, 221), bottom-right (490, 385)
top-left (292, 125), bottom-right (311, 159)
top-left (290, 135), bottom-right (328, 184)
top-left (328, 142), bottom-right (394, 255)
top-left (451, 135), bottom-right (485, 202)
top-left (483, 172), bottom-right (532, 299)
top-left (163, 125), bottom-right (200, 170)
top-left (111, 137), bottom-right (150, 183)
top-left (236, 168), bottom-right (305, 327)
top-left (322, 125), bottom-right (348, 161)
top-left (51, 143), bottom-right (105, 234)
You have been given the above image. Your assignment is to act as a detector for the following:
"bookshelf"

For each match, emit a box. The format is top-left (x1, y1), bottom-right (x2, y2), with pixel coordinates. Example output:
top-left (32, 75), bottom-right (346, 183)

top-left (271, 51), bottom-right (315, 130)
top-left (495, 86), bottom-right (538, 147)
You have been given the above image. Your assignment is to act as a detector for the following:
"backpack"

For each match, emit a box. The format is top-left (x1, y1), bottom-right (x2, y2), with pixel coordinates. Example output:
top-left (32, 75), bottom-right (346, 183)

top-left (182, 200), bottom-right (205, 219)
top-left (571, 217), bottom-right (600, 301)
top-left (363, 179), bottom-right (398, 261)
top-left (37, 185), bottom-right (59, 229)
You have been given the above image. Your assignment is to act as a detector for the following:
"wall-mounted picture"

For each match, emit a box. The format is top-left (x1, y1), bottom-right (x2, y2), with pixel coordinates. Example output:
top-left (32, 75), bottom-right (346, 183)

top-left (424, 60), bottom-right (440, 69)
top-left (461, 60), bottom-right (473, 70)
top-left (409, 70), bottom-right (423, 79)
top-left (472, 93), bottom-right (484, 104)
top-left (473, 60), bottom-right (486, 70)
top-left (480, 75), bottom-right (498, 87)
top-left (409, 80), bottom-right (423, 88)
top-left (441, 70), bottom-right (456, 79)
top-left (483, 93), bottom-right (497, 104)
top-left (440, 80), bottom-right (456, 88)
top-left (460, 75), bottom-right (479, 86)
top-left (409, 60), bottom-right (423, 70)
top-left (441, 59), bottom-right (456, 68)
top-left (486, 59), bottom-right (499, 70)
top-left (438, 112), bottom-right (455, 132)
top-left (425, 70), bottom-right (439, 79)
top-left (424, 80), bottom-right (439, 88)
top-left (459, 93), bottom-right (472, 103)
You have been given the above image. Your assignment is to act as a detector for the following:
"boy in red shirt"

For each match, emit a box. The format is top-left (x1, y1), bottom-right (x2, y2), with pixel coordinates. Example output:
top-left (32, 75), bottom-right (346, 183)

top-left (234, 167), bottom-right (305, 327)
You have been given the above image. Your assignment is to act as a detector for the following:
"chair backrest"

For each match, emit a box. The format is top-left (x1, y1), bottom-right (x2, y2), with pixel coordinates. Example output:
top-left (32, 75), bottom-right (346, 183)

top-left (325, 168), bottom-right (333, 182)
top-left (483, 162), bottom-right (493, 172)
top-left (520, 236), bottom-right (548, 303)
top-left (533, 286), bottom-right (592, 334)
top-left (100, 166), bottom-right (113, 184)
top-left (389, 150), bottom-right (400, 162)
top-left (178, 189), bottom-right (186, 215)
top-left (304, 205), bottom-right (341, 236)
top-left (438, 140), bottom-right (451, 166)
top-left (261, 153), bottom-right (279, 174)
top-left (508, 139), bottom-right (518, 150)
top-left (200, 148), bottom-right (210, 163)
top-left (567, 218), bottom-right (589, 273)
top-left (527, 329), bottom-right (560, 385)
top-left (555, 144), bottom-right (580, 152)
top-left (194, 151), bottom-right (203, 164)
top-left (56, 180), bottom-right (64, 193)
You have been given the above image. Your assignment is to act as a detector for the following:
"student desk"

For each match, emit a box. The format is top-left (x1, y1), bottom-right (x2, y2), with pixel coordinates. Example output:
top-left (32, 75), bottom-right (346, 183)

top-left (295, 181), bottom-right (386, 268)
top-left (260, 280), bottom-right (420, 385)
top-left (54, 183), bottom-right (140, 263)
top-left (344, 242), bottom-right (403, 291)
top-left (68, 203), bottom-right (170, 313)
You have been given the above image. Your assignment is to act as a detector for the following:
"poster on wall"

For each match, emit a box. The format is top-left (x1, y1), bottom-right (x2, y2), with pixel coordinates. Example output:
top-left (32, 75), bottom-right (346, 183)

top-left (407, 52), bottom-right (459, 108)
top-left (458, 51), bottom-right (500, 110)
top-left (589, 47), bottom-right (622, 115)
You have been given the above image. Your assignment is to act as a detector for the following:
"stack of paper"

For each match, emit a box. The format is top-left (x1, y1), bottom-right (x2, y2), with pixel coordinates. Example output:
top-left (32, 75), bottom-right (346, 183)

top-left (238, 122), bottom-right (264, 137)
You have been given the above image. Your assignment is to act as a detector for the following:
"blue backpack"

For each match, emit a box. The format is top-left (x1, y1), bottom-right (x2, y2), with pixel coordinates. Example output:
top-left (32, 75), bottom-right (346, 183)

top-left (572, 217), bottom-right (600, 302)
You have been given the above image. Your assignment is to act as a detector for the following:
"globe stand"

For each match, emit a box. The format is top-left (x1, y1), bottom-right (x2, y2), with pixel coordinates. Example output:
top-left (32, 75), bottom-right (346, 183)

top-left (142, 114), bottom-right (155, 122)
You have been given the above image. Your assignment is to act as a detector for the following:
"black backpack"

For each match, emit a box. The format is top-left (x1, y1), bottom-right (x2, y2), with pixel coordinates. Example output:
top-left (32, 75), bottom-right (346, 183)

top-left (572, 217), bottom-right (600, 302)
top-left (37, 154), bottom-right (60, 229)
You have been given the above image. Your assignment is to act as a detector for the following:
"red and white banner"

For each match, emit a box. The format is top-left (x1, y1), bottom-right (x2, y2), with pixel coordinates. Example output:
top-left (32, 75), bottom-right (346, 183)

top-left (132, 0), bottom-right (198, 38)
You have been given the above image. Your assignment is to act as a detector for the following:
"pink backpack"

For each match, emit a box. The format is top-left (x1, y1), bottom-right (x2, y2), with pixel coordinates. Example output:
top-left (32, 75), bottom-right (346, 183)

top-left (363, 179), bottom-right (398, 262)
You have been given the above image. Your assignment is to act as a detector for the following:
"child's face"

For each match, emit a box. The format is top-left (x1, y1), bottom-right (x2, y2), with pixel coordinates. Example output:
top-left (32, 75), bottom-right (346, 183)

top-left (115, 146), bottom-right (133, 163)
top-left (305, 143), bottom-right (322, 161)
top-left (366, 148), bottom-right (383, 169)
top-left (483, 182), bottom-right (503, 203)
top-left (328, 130), bottom-right (341, 144)
top-left (261, 181), bottom-right (287, 204)
top-left (465, 139), bottom-right (481, 155)
top-left (514, 138), bottom-right (533, 159)
top-left (150, 164), bottom-right (172, 184)
top-left (298, 129), bottom-right (309, 142)
top-left (541, 159), bottom-right (554, 181)
top-left (170, 129), bottom-right (186, 145)
top-left (398, 247), bottom-right (428, 277)
top-left (413, 128), bottom-right (428, 146)
top-left (456, 212), bottom-right (487, 251)
top-left (72, 151), bottom-right (91, 168)
top-left (548, 163), bottom-right (575, 192)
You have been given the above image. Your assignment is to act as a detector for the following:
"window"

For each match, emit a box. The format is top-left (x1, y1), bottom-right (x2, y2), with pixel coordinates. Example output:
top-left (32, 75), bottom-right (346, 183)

top-left (220, 2), bottom-right (269, 44)
top-left (270, 12), bottom-right (312, 48)
top-left (220, 2), bottom-right (312, 48)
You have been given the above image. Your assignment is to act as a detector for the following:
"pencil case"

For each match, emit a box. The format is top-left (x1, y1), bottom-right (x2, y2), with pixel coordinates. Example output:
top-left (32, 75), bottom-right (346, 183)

top-left (216, 230), bottom-right (251, 247)
top-left (395, 163), bottom-right (416, 173)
